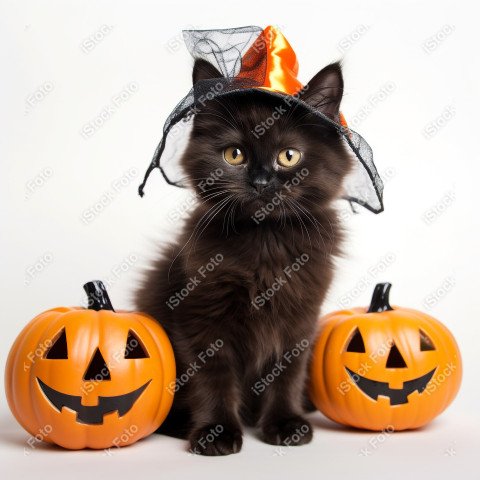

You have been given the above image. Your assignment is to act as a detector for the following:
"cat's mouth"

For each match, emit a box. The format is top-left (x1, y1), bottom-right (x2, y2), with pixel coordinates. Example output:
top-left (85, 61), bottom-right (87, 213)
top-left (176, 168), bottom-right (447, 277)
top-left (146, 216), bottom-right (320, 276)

top-left (248, 187), bottom-right (283, 203)
top-left (246, 192), bottom-right (287, 218)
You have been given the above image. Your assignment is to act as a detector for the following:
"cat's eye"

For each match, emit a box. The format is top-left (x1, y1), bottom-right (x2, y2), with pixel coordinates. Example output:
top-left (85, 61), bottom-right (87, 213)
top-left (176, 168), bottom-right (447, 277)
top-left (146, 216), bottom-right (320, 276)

top-left (277, 148), bottom-right (301, 168)
top-left (223, 147), bottom-right (245, 165)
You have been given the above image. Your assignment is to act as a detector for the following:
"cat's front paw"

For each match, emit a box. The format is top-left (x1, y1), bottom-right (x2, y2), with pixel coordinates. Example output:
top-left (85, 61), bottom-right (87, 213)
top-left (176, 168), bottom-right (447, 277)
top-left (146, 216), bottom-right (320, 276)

top-left (261, 415), bottom-right (313, 446)
top-left (189, 424), bottom-right (243, 456)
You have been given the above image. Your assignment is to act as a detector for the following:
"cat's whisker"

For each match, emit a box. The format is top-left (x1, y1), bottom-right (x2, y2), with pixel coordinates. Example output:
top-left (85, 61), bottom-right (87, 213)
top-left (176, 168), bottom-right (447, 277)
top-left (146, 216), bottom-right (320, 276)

top-left (191, 192), bottom-right (229, 210)
top-left (223, 196), bottom-right (239, 236)
top-left (222, 198), bottom-right (235, 235)
top-left (291, 197), bottom-right (337, 263)
top-left (199, 190), bottom-right (230, 201)
top-left (292, 198), bottom-right (326, 253)
top-left (191, 195), bottom-right (232, 241)
top-left (297, 196), bottom-right (336, 245)
top-left (290, 199), bottom-right (329, 255)
top-left (190, 196), bottom-right (233, 254)
top-left (182, 199), bottom-right (231, 270)
top-left (231, 198), bottom-right (240, 234)
top-left (282, 204), bottom-right (290, 232)
top-left (279, 200), bottom-right (287, 231)
top-left (167, 196), bottom-right (230, 280)
top-left (284, 198), bottom-right (312, 252)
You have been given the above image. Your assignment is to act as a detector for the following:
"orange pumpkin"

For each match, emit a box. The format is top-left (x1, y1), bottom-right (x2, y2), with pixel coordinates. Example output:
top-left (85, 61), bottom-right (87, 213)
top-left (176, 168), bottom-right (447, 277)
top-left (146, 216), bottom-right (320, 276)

top-left (5, 281), bottom-right (175, 449)
top-left (310, 283), bottom-right (462, 431)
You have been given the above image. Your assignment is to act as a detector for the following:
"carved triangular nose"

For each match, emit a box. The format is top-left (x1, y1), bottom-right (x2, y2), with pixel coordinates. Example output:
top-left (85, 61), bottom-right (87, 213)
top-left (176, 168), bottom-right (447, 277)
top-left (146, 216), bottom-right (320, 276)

top-left (83, 348), bottom-right (111, 380)
top-left (386, 342), bottom-right (407, 368)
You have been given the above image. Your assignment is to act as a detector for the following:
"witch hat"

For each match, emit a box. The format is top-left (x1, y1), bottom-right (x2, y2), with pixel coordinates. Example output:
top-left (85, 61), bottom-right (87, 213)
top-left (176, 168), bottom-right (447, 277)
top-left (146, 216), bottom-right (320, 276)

top-left (139, 25), bottom-right (384, 213)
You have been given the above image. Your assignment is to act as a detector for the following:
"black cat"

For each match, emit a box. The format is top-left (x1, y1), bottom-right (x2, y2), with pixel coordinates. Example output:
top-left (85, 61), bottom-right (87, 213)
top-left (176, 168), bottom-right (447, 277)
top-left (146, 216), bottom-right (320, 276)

top-left (136, 59), bottom-right (351, 455)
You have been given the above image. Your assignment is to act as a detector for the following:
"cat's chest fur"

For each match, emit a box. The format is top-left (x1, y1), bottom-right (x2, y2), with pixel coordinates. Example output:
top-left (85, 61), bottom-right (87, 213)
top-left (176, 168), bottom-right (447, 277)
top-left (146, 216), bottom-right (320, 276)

top-left (180, 214), bottom-right (337, 362)
top-left (185, 217), bottom-right (325, 293)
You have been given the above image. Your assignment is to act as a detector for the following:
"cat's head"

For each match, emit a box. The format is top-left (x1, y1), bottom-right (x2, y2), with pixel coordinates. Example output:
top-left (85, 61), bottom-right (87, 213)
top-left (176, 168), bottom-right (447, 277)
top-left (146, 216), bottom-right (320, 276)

top-left (180, 59), bottom-right (352, 220)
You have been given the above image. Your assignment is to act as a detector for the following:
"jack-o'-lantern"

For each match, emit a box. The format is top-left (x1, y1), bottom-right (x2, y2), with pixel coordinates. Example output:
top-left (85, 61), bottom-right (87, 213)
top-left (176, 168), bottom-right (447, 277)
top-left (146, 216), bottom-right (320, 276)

top-left (5, 281), bottom-right (175, 449)
top-left (310, 282), bottom-right (462, 431)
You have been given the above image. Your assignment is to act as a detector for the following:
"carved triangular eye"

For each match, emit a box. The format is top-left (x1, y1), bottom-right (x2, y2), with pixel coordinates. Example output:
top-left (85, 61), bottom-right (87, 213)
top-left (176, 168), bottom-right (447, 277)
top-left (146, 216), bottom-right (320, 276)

top-left (44, 328), bottom-right (68, 359)
top-left (420, 329), bottom-right (435, 351)
top-left (124, 330), bottom-right (149, 359)
top-left (346, 328), bottom-right (366, 353)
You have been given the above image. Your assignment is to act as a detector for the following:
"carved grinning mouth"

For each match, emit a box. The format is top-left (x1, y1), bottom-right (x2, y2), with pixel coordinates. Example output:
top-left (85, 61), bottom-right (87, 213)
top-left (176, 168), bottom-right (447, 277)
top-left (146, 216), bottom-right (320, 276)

top-left (37, 378), bottom-right (151, 424)
top-left (345, 367), bottom-right (436, 405)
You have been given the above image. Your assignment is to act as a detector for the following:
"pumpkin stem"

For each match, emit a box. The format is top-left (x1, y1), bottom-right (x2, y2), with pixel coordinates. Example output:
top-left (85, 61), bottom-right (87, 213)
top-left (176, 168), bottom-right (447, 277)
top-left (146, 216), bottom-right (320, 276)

top-left (367, 282), bottom-right (393, 313)
top-left (83, 280), bottom-right (115, 311)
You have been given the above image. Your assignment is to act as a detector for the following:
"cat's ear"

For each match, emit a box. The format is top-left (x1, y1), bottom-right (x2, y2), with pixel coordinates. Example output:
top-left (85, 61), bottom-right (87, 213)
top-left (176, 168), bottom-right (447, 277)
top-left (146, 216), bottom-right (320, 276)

top-left (192, 59), bottom-right (223, 85)
top-left (300, 62), bottom-right (344, 121)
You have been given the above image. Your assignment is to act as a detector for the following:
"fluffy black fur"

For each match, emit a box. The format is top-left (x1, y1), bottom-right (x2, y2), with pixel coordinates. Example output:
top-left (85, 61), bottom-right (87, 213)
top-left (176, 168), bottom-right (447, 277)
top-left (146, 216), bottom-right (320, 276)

top-left (136, 60), bottom-right (351, 455)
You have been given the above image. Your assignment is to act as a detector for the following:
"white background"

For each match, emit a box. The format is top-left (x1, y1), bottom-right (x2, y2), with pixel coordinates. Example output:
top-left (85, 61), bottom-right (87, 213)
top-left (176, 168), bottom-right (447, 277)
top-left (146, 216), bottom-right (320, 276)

top-left (1, 0), bottom-right (479, 478)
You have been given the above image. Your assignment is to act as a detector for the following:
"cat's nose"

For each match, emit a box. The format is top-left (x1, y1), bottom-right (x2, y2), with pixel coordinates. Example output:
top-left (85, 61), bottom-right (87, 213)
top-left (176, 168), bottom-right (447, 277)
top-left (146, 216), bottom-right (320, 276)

top-left (250, 174), bottom-right (271, 193)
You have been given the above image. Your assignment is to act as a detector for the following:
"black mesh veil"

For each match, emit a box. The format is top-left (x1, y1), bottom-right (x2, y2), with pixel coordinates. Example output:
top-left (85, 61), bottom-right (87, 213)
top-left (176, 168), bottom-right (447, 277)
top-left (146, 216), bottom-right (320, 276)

top-left (138, 26), bottom-right (384, 213)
